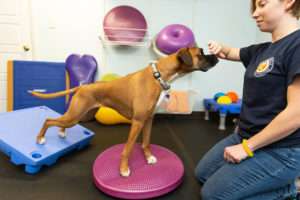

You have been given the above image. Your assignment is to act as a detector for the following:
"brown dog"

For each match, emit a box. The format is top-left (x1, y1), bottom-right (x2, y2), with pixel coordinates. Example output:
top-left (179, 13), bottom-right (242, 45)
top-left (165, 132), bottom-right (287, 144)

top-left (30, 47), bottom-right (218, 177)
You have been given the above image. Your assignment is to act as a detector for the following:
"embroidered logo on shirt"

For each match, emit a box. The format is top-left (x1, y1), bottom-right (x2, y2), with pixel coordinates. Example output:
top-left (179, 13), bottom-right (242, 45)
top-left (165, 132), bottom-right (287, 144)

top-left (254, 57), bottom-right (274, 77)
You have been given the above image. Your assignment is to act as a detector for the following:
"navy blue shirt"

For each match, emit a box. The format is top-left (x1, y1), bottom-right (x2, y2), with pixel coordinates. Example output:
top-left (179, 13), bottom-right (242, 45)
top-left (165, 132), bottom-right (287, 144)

top-left (239, 29), bottom-right (300, 148)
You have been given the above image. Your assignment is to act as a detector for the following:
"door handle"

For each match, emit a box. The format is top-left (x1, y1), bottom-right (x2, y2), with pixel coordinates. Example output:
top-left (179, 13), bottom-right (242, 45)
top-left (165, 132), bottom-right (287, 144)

top-left (23, 45), bottom-right (30, 52)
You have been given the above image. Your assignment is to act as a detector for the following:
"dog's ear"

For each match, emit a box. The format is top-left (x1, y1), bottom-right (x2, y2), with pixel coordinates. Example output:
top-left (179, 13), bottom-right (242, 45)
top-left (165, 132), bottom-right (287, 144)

top-left (177, 48), bottom-right (193, 66)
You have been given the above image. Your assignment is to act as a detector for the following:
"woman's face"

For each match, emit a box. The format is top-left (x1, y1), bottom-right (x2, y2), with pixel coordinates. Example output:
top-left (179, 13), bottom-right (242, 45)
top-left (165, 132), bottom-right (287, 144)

top-left (252, 0), bottom-right (287, 32)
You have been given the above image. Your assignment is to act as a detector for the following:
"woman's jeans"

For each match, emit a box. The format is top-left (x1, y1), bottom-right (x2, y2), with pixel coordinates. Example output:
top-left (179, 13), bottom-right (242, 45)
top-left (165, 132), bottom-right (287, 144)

top-left (195, 133), bottom-right (300, 200)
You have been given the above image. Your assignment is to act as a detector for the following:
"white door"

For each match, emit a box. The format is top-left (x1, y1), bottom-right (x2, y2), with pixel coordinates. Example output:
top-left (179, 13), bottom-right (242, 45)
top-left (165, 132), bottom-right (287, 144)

top-left (0, 0), bottom-right (32, 112)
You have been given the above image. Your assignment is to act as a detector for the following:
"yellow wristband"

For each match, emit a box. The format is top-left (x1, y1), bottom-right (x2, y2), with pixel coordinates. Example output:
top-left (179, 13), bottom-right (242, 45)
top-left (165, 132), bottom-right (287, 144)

top-left (242, 139), bottom-right (254, 157)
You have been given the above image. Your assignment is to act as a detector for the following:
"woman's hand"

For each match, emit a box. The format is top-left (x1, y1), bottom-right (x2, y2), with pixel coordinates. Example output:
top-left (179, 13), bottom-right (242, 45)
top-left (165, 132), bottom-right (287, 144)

top-left (224, 144), bottom-right (249, 163)
top-left (208, 40), bottom-right (227, 59)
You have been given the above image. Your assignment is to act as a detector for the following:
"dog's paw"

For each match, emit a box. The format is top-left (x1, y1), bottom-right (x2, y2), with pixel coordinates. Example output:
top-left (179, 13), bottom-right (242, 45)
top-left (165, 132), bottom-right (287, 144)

top-left (37, 137), bottom-right (46, 145)
top-left (147, 155), bottom-right (157, 164)
top-left (120, 168), bottom-right (131, 177)
top-left (58, 131), bottom-right (67, 138)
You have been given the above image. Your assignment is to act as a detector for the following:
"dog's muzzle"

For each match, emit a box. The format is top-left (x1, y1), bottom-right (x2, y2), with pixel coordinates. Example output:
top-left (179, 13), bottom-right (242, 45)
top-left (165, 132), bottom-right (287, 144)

top-left (199, 55), bottom-right (219, 72)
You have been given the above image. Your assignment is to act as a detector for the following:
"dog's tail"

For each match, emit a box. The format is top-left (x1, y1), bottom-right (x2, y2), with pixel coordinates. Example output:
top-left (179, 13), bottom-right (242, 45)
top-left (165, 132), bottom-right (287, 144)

top-left (29, 87), bottom-right (79, 99)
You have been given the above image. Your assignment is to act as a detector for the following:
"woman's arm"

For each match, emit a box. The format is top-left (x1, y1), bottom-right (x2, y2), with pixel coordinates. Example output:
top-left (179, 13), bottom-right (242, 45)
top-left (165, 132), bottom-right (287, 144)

top-left (247, 76), bottom-right (300, 151)
top-left (223, 76), bottom-right (300, 163)
top-left (208, 41), bottom-right (241, 61)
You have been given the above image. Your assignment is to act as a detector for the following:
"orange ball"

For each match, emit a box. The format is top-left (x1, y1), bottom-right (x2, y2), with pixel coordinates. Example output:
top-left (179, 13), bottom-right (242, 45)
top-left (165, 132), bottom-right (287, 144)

top-left (226, 91), bottom-right (239, 103)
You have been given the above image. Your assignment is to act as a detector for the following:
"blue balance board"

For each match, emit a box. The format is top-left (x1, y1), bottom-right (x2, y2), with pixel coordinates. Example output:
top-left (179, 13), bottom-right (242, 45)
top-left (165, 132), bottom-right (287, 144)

top-left (0, 106), bottom-right (94, 174)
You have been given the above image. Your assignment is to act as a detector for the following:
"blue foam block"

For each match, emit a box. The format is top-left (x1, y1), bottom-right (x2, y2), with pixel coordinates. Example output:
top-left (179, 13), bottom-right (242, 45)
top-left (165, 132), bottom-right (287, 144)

top-left (0, 106), bottom-right (94, 174)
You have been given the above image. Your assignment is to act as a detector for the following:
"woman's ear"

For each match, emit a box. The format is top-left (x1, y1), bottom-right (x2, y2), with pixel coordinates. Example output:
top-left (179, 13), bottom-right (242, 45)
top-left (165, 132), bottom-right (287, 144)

top-left (284, 0), bottom-right (296, 12)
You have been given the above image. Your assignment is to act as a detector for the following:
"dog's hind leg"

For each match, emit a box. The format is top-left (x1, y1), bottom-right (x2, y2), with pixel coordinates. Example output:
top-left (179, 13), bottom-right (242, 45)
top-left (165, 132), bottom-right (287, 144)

top-left (36, 95), bottom-right (96, 144)
top-left (57, 107), bottom-right (99, 138)
top-left (80, 107), bottom-right (99, 122)
top-left (142, 116), bottom-right (157, 164)
top-left (36, 113), bottom-right (83, 144)
top-left (58, 127), bottom-right (66, 138)
top-left (58, 105), bottom-right (99, 139)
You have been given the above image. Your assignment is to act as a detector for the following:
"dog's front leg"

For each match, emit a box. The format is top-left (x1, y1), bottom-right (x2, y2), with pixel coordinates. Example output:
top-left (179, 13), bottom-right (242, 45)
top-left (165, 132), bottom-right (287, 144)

top-left (142, 117), bottom-right (157, 164)
top-left (120, 119), bottom-right (144, 177)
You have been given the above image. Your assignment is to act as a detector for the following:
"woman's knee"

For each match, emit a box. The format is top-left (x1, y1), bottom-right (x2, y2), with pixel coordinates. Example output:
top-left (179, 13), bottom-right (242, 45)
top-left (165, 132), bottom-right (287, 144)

top-left (201, 185), bottom-right (212, 200)
top-left (194, 161), bottom-right (207, 183)
top-left (201, 182), bottom-right (222, 200)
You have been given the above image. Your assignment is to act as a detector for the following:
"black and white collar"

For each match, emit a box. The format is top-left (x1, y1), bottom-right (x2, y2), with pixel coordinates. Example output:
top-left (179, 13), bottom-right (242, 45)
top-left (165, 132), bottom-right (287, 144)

top-left (150, 61), bottom-right (171, 91)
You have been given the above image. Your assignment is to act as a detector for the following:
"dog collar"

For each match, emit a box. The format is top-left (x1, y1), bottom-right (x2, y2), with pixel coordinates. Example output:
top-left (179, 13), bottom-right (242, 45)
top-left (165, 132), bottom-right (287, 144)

top-left (150, 61), bottom-right (171, 91)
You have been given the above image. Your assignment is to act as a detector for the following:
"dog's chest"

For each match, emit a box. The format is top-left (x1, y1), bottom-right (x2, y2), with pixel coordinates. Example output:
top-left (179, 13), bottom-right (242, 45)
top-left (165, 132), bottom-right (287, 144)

top-left (154, 90), bottom-right (170, 112)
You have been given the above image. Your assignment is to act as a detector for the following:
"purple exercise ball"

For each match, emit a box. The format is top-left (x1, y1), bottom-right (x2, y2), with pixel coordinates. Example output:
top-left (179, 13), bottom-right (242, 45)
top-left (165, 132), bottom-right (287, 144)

top-left (155, 24), bottom-right (196, 54)
top-left (103, 5), bottom-right (147, 44)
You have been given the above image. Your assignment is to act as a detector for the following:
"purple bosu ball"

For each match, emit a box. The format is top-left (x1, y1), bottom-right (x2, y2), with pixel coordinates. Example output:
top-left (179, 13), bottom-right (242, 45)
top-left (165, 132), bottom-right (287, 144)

top-left (155, 24), bottom-right (196, 54)
top-left (103, 5), bottom-right (147, 45)
top-left (93, 144), bottom-right (184, 199)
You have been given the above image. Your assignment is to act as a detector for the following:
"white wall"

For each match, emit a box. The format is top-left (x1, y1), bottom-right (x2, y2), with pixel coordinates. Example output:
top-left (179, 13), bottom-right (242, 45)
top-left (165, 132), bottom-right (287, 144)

top-left (29, 0), bottom-right (258, 111)
top-left (192, 0), bottom-right (256, 110)
top-left (255, 30), bottom-right (271, 43)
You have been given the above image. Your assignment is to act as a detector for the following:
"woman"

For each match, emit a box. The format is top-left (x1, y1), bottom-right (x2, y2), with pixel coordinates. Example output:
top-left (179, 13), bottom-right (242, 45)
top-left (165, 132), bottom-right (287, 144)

top-left (195, 0), bottom-right (300, 199)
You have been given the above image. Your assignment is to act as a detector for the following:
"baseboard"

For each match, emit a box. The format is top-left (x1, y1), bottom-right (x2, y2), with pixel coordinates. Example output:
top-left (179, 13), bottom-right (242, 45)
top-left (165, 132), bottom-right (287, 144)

top-left (155, 111), bottom-right (239, 121)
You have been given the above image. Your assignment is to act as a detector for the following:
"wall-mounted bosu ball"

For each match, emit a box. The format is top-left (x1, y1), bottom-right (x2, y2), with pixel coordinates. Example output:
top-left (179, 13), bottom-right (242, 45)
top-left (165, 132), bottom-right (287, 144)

top-left (153, 24), bottom-right (196, 57)
top-left (103, 5), bottom-right (148, 45)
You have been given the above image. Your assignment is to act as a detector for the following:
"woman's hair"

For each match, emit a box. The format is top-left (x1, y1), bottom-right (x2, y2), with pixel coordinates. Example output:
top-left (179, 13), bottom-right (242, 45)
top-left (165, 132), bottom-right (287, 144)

top-left (251, 0), bottom-right (300, 19)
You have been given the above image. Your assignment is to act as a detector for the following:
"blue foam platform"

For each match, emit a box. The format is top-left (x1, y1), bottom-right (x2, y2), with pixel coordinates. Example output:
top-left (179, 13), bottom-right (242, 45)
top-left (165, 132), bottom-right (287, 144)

top-left (0, 106), bottom-right (94, 174)
top-left (203, 98), bottom-right (242, 115)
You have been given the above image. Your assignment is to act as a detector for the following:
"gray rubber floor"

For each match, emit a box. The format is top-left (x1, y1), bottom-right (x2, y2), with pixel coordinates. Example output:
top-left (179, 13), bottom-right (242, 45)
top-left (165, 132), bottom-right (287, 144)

top-left (0, 113), bottom-right (235, 200)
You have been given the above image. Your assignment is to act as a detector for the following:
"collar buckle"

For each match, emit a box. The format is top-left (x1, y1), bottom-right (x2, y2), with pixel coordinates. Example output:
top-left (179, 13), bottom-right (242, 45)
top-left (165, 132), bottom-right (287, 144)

top-left (150, 61), bottom-right (170, 91)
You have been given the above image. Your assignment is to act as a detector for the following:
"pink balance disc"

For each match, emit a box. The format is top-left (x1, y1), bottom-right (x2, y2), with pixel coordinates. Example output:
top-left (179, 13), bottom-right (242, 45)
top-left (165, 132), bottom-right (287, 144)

top-left (93, 144), bottom-right (184, 199)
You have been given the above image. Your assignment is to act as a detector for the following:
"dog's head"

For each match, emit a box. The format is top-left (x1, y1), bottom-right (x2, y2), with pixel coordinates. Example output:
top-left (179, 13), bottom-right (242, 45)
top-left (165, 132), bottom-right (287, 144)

top-left (176, 47), bottom-right (219, 73)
